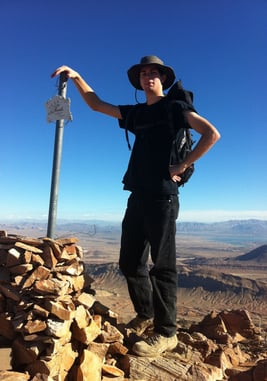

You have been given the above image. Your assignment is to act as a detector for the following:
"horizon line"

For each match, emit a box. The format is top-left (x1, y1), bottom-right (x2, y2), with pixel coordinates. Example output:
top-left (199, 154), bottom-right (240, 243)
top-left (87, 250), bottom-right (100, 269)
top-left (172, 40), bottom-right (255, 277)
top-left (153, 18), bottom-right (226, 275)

top-left (0, 217), bottom-right (267, 225)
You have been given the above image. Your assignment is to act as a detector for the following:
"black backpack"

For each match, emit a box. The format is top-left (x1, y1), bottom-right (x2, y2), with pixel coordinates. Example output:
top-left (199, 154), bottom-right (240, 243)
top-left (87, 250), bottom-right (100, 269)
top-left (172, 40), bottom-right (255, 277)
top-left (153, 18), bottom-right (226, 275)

top-left (166, 80), bottom-right (195, 186)
top-left (125, 80), bottom-right (195, 187)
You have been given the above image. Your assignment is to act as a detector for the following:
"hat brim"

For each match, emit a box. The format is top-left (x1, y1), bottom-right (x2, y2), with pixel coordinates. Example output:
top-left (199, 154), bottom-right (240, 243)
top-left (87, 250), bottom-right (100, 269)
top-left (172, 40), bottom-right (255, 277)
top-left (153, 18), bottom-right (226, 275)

top-left (127, 63), bottom-right (175, 90)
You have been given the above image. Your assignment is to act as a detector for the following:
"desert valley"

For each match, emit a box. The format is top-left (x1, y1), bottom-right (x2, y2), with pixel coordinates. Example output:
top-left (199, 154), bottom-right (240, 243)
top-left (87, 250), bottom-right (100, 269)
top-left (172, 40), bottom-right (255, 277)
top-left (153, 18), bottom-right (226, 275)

top-left (1, 219), bottom-right (267, 329)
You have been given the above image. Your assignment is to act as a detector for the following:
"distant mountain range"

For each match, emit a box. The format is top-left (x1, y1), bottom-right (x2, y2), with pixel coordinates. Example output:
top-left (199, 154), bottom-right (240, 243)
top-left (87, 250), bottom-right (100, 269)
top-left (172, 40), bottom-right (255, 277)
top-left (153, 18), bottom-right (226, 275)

top-left (1, 218), bottom-right (266, 232)
top-left (0, 218), bottom-right (266, 245)
top-left (176, 219), bottom-right (267, 244)
top-left (176, 219), bottom-right (267, 234)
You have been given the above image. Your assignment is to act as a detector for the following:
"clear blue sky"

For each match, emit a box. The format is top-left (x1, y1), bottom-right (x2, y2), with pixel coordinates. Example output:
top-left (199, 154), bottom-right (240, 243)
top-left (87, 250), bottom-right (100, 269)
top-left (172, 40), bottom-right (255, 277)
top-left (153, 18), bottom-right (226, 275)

top-left (1, 0), bottom-right (266, 223)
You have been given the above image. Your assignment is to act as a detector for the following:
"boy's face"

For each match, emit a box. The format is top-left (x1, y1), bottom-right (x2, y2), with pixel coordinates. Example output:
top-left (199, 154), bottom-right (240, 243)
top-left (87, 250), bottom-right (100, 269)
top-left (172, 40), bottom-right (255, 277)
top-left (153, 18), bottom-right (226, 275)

top-left (139, 65), bottom-right (166, 92)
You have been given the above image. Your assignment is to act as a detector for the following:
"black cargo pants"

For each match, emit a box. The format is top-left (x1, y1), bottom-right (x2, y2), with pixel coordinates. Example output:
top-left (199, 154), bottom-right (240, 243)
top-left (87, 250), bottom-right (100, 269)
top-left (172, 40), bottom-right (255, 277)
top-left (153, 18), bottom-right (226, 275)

top-left (119, 192), bottom-right (179, 337)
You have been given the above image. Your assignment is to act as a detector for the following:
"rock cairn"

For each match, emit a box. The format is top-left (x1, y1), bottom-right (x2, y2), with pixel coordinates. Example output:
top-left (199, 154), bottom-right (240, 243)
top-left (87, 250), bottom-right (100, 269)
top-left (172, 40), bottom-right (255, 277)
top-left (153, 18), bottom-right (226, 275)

top-left (0, 231), bottom-right (128, 381)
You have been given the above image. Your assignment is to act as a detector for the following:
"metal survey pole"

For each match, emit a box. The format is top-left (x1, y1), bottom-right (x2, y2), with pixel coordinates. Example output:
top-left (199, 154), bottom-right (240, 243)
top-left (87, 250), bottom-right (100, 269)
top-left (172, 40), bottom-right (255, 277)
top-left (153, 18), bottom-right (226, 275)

top-left (47, 72), bottom-right (68, 238)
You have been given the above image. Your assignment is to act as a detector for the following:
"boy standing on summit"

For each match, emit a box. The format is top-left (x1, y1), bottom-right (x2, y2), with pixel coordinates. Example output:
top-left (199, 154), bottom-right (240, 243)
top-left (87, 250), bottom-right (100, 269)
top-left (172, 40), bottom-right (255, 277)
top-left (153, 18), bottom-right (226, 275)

top-left (51, 56), bottom-right (220, 356)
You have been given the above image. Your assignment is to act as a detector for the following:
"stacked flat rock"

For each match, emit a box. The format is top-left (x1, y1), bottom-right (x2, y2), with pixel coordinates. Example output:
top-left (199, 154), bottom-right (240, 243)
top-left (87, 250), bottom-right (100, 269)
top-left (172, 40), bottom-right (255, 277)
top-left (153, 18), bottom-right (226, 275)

top-left (0, 231), bottom-right (127, 381)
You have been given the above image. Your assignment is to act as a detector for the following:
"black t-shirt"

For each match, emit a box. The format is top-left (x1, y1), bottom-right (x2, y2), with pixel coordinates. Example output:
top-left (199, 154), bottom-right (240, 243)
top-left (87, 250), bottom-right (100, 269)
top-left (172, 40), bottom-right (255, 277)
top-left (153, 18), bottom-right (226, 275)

top-left (118, 97), bottom-right (195, 195)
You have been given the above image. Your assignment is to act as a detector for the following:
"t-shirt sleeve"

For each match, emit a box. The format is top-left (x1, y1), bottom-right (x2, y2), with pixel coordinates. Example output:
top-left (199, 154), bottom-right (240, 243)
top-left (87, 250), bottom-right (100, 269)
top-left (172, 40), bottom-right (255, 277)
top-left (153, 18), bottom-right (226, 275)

top-left (167, 100), bottom-right (196, 133)
top-left (172, 100), bottom-right (197, 130)
top-left (174, 100), bottom-right (197, 114)
top-left (118, 105), bottom-right (135, 130)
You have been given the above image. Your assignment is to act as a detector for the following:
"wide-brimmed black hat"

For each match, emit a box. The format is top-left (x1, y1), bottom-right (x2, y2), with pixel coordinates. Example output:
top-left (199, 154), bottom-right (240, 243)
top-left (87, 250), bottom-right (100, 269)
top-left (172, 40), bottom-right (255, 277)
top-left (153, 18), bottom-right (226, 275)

top-left (127, 55), bottom-right (176, 90)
